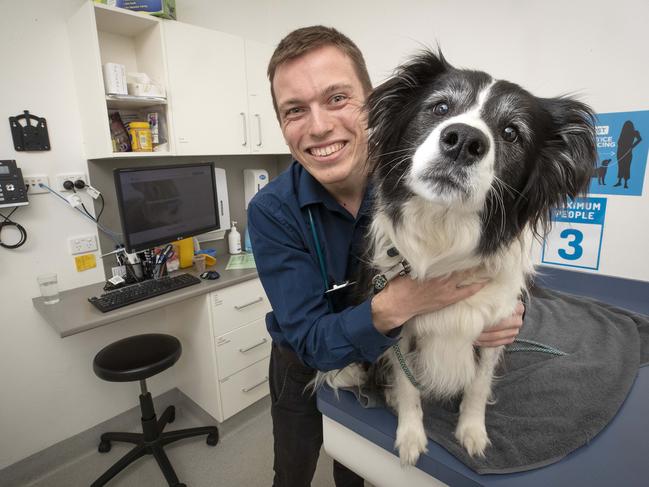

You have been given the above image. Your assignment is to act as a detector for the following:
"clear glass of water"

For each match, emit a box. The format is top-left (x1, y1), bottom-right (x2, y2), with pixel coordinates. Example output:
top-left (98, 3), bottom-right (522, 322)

top-left (37, 273), bottom-right (60, 304)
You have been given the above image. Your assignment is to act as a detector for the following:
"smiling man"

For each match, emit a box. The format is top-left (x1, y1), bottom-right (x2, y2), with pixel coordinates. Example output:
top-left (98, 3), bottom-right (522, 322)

top-left (272, 44), bottom-right (370, 216)
top-left (248, 26), bottom-right (523, 487)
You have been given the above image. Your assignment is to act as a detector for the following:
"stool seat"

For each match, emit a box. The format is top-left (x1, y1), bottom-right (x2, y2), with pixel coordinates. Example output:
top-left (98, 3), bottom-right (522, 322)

top-left (93, 333), bottom-right (181, 382)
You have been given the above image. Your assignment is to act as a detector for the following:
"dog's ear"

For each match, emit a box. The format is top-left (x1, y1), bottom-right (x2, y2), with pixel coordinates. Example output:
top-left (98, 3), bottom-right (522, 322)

top-left (367, 50), bottom-right (450, 166)
top-left (519, 97), bottom-right (597, 235)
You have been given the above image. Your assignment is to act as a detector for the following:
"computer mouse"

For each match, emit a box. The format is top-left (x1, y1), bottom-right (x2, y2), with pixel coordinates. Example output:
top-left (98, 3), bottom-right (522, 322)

top-left (200, 271), bottom-right (220, 280)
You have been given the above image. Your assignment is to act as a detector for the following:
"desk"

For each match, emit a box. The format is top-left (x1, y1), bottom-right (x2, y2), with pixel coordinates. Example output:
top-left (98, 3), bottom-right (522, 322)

top-left (32, 258), bottom-right (272, 422)
top-left (32, 258), bottom-right (259, 338)
top-left (318, 267), bottom-right (649, 487)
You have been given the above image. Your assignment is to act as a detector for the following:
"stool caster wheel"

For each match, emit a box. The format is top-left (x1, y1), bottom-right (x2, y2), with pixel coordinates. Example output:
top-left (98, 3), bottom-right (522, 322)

top-left (168, 405), bottom-right (176, 423)
top-left (206, 431), bottom-right (219, 446)
top-left (98, 440), bottom-right (111, 453)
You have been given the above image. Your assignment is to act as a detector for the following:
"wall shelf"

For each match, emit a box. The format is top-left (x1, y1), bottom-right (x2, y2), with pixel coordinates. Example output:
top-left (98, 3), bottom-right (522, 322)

top-left (106, 95), bottom-right (167, 109)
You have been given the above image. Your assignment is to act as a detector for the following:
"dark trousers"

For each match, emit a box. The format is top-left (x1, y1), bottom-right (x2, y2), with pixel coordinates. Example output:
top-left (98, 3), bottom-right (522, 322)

top-left (269, 342), bottom-right (364, 487)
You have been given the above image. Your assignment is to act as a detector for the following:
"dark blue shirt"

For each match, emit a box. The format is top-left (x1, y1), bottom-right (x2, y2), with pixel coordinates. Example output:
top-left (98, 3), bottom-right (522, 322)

top-left (248, 162), bottom-right (399, 371)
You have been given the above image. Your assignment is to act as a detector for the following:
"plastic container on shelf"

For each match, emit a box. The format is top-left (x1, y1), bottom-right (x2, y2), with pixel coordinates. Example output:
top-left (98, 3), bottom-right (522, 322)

top-left (129, 121), bottom-right (153, 152)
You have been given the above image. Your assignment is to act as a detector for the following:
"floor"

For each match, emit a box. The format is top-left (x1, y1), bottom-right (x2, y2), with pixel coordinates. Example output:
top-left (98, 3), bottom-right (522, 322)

top-left (24, 396), bottom-right (340, 487)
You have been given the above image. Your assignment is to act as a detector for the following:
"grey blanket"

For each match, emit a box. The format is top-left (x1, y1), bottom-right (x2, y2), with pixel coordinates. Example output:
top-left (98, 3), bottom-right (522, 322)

top-left (353, 287), bottom-right (649, 474)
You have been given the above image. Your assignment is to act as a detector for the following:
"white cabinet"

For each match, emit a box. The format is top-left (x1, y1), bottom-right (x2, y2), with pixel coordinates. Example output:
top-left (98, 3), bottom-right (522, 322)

top-left (164, 22), bottom-right (288, 156)
top-left (164, 21), bottom-right (249, 155)
top-left (208, 278), bottom-right (273, 421)
top-left (67, 2), bottom-right (173, 159)
top-left (244, 40), bottom-right (288, 154)
top-left (67, 3), bottom-right (287, 159)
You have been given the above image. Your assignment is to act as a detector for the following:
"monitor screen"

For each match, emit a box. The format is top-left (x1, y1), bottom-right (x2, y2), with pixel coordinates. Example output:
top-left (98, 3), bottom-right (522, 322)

top-left (114, 163), bottom-right (220, 252)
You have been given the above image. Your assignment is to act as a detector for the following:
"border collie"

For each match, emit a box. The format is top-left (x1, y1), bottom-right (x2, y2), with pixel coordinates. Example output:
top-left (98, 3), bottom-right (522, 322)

top-left (321, 50), bottom-right (596, 465)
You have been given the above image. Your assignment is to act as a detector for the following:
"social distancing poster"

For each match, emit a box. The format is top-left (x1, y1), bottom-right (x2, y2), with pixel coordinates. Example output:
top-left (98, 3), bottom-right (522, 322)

top-left (589, 110), bottom-right (648, 197)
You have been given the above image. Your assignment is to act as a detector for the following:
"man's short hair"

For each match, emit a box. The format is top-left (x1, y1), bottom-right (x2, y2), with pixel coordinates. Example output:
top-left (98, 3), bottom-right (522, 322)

top-left (267, 25), bottom-right (373, 119)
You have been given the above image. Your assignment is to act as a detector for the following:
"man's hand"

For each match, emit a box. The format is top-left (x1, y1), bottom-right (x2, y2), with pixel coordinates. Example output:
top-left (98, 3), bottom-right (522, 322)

top-left (474, 301), bottom-right (525, 347)
top-left (371, 270), bottom-right (487, 334)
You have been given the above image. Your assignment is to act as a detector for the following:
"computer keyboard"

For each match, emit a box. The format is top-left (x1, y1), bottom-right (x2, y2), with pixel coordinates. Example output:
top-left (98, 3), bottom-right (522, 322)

top-left (88, 273), bottom-right (202, 313)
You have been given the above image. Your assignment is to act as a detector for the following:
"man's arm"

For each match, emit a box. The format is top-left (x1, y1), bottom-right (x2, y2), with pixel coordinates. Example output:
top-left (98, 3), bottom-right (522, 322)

top-left (371, 275), bottom-right (524, 344)
top-left (248, 194), bottom-right (399, 371)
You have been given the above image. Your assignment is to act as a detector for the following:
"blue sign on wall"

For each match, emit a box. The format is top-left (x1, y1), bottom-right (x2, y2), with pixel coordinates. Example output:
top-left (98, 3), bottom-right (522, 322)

top-left (589, 110), bottom-right (648, 196)
top-left (542, 197), bottom-right (607, 270)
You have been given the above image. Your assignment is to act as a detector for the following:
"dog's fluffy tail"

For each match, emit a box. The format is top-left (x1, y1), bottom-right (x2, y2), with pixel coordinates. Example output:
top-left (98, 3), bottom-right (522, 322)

top-left (308, 363), bottom-right (370, 398)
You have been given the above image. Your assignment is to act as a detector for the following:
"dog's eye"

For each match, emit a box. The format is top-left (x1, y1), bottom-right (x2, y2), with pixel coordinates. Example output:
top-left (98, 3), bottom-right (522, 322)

top-left (433, 103), bottom-right (449, 116)
top-left (502, 126), bottom-right (518, 142)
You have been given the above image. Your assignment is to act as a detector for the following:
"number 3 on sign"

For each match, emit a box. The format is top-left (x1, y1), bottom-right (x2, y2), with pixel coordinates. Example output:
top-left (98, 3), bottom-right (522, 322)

top-left (542, 222), bottom-right (603, 270)
top-left (557, 229), bottom-right (583, 260)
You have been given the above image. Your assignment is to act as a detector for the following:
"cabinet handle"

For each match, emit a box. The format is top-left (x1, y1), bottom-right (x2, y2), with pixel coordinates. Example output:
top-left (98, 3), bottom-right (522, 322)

top-left (239, 337), bottom-right (268, 353)
top-left (255, 114), bottom-right (262, 147)
top-left (234, 296), bottom-right (263, 310)
top-left (240, 112), bottom-right (248, 146)
top-left (241, 376), bottom-right (268, 393)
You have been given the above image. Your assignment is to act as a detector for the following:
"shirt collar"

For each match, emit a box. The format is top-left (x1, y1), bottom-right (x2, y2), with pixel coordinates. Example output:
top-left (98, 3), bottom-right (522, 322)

top-left (294, 162), bottom-right (367, 221)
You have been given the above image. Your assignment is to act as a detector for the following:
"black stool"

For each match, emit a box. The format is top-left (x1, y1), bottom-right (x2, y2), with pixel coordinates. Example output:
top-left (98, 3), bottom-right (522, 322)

top-left (92, 333), bottom-right (219, 487)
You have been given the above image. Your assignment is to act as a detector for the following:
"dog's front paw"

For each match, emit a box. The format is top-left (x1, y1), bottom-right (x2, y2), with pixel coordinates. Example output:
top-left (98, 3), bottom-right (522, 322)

top-left (454, 420), bottom-right (490, 458)
top-left (395, 422), bottom-right (428, 466)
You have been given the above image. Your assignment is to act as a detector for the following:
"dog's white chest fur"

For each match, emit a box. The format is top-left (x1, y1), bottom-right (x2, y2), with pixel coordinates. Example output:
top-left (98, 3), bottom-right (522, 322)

top-left (372, 202), bottom-right (532, 399)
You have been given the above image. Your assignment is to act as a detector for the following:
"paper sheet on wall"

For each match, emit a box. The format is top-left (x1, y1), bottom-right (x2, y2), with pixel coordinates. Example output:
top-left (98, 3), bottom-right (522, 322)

top-left (226, 253), bottom-right (256, 270)
top-left (590, 110), bottom-right (648, 196)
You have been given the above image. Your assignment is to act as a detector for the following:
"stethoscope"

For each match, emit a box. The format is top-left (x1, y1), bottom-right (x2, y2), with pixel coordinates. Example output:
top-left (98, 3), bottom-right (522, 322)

top-left (306, 207), bottom-right (356, 311)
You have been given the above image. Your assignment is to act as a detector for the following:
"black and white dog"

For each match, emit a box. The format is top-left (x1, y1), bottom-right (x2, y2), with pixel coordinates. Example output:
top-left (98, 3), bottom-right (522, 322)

top-left (321, 51), bottom-right (596, 465)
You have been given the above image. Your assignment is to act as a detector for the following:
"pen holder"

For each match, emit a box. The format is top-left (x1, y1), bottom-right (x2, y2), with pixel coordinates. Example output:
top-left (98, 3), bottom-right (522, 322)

top-left (153, 263), bottom-right (169, 279)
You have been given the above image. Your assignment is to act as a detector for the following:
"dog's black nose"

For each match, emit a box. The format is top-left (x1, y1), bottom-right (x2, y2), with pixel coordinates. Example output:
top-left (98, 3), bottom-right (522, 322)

top-left (440, 123), bottom-right (489, 165)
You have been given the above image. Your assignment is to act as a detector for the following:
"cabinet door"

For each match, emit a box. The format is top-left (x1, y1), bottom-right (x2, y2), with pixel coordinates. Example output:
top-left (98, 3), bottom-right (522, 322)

top-left (164, 22), bottom-right (250, 155)
top-left (245, 40), bottom-right (289, 155)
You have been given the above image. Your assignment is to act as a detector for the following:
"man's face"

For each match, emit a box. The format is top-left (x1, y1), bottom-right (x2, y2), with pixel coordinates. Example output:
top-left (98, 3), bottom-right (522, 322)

top-left (273, 45), bottom-right (369, 191)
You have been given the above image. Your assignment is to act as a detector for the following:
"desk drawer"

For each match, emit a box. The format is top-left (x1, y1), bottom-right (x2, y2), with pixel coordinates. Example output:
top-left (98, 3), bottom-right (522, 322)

top-left (220, 357), bottom-right (270, 420)
top-left (210, 279), bottom-right (271, 335)
top-left (215, 318), bottom-right (271, 379)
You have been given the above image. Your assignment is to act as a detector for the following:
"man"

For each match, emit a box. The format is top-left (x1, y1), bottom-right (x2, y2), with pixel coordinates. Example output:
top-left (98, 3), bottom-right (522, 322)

top-left (248, 26), bottom-right (524, 487)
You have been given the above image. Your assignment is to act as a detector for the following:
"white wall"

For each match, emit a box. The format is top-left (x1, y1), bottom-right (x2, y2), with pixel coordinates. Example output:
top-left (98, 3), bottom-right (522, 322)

top-left (178, 0), bottom-right (649, 282)
top-left (0, 0), bottom-right (181, 469)
top-left (1, 0), bottom-right (648, 471)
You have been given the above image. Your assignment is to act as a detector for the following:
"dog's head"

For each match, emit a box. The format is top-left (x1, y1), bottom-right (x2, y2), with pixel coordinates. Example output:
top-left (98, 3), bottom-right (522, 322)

top-left (367, 50), bottom-right (597, 255)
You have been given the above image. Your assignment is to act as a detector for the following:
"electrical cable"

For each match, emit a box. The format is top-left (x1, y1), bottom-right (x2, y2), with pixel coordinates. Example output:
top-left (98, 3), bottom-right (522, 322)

top-left (39, 183), bottom-right (123, 247)
top-left (72, 186), bottom-right (95, 221)
top-left (96, 193), bottom-right (105, 222)
top-left (0, 207), bottom-right (28, 249)
top-left (70, 179), bottom-right (105, 223)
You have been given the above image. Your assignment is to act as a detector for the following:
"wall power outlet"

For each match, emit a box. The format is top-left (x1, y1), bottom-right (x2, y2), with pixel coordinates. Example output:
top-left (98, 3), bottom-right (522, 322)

top-left (57, 173), bottom-right (87, 192)
top-left (68, 234), bottom-right (97, 255)
top-left (23, 175), bottom-right (50, 194)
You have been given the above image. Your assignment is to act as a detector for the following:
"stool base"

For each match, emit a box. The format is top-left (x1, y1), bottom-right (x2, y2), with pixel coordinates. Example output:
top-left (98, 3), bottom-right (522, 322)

top-left (92, 397), bottom-right (218, 487)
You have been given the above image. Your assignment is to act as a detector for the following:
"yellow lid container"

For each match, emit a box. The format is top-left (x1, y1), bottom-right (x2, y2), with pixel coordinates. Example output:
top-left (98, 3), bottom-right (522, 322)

top-left (177, 237), bottom-right (194, 268)
top-left (129, 121), bottom-right (153, 152)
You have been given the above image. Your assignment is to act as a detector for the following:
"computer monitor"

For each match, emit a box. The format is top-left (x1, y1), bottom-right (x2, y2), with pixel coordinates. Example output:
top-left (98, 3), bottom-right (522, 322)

top-left (114, 163), bottom-right (220, 252)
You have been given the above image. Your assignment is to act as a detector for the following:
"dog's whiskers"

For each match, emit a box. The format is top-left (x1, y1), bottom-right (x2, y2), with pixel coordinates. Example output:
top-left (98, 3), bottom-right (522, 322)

top-left (493, 175), bottom-right (525, 200)
top-left (372, 147), bottom-right (416, 159)
top-left (490, 179), bottom-right (508, 237)
top-left (383, 155), bottom-right (413, 179)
